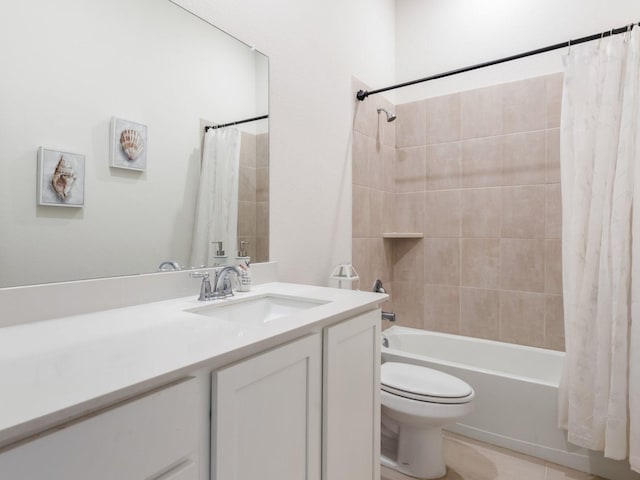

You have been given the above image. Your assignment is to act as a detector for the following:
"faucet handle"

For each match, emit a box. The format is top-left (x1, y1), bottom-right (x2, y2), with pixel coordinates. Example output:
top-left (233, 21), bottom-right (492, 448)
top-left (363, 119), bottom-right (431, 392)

top-left (190, 271), bottom-right (209, 279)
top-left (200, 276), bottom-right (213, 301)
top-left (372, 279), bottom-right (386, 294)
top-left (190, 271), bottom-right (213, 301)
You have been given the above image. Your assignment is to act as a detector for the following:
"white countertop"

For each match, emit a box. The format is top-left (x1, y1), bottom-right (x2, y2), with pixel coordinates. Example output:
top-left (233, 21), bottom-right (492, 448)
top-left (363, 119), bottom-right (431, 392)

top-left (0, 282), bottom-right (386, 448)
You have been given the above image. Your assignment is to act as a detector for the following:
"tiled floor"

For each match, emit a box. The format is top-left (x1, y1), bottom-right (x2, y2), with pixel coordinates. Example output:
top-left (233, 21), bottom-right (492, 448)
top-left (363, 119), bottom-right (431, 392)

top-left (381, 432), bottom-right (603, 480)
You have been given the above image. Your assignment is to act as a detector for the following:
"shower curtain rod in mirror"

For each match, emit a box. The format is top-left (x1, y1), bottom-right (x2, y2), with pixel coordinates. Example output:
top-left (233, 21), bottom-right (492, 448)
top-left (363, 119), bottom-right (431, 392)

top-left (356, 22), bottom-right (639, 101)
top-left (204, 114), bottom-right (268, 131)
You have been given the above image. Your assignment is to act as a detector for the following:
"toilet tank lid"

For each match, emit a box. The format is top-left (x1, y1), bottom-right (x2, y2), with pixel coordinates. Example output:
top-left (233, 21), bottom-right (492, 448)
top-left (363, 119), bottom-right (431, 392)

top-left (381, 362), bottom-right (473, 399)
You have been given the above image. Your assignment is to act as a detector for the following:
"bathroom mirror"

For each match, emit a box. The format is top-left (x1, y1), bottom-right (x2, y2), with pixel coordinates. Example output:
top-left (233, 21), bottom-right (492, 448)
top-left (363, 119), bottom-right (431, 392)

top-left (0, 0), bottom-right (269, 288)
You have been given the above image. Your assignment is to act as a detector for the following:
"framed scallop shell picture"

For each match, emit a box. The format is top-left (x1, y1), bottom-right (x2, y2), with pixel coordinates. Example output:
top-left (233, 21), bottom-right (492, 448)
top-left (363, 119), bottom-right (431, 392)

top-left (37, 147), bottom-right (85, 207)
top-left (110, 117), bottom-right (147, 171)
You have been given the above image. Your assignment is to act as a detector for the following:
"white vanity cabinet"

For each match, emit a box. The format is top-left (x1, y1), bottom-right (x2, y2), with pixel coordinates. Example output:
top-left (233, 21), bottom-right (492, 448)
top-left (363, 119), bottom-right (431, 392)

top-left (0, 300), bottom-right (381, 480)
top-left (0, 377), bottom-right (201, 480)
top-left (211, 333), bottom-right (322, 480)
top-left (323, 310), bottom-right (381, 480)
top-left (211, 309), bottom-right (381, 480)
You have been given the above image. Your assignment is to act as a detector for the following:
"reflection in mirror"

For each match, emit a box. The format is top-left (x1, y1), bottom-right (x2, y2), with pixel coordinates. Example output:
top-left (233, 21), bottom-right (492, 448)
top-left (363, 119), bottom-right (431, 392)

top-left (191, 123), bottom-right (269, 269)
top-left (0, 0), bottom-right (268, 288)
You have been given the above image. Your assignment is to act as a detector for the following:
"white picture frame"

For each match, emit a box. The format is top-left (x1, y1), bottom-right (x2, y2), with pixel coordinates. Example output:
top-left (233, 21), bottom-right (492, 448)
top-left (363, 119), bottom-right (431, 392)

top-left (37, 147), bottom-right (85, 207)
top-left (110, 117), bottom-right (147, 171)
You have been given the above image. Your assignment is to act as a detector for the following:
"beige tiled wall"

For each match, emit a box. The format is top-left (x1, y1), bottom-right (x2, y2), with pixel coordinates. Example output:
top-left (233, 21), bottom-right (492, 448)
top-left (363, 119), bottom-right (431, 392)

top-left (256, 133), bottom-right (269, 263)
top-left (352, 74), bottom-right (565, 351)
top-left (352, 78), bottom-right (396, 304)
top-left (238, 131), bottom-right (269, 263)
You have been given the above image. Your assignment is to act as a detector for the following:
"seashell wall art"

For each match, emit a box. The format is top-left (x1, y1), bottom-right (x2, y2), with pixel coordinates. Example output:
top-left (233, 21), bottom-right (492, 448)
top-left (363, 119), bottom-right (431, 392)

top-left (37, 147), bottom-right (85, 207)
top-left (110, 117), bottom-right (147, 171)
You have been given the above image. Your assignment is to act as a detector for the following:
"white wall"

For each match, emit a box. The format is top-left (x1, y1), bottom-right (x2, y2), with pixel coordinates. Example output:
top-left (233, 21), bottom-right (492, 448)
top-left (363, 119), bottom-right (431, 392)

top-left (395, 0), bottom-right (640, 103)
top-left (254, 52), bottom-right (270, 135)
top-left (174, 0), bottom-right (396, 286)
top-left (0, 0), bottom-right (265, 287)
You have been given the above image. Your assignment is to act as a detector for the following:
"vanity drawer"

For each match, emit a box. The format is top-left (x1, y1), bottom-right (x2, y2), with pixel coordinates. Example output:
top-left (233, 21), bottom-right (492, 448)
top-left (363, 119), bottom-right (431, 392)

top-left (0, 377), bottom-right (199, 480)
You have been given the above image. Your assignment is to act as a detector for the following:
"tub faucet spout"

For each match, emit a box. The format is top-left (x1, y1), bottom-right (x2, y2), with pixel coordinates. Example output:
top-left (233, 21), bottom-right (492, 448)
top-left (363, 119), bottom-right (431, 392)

top-left (382, 311), bottom-right (396, 322)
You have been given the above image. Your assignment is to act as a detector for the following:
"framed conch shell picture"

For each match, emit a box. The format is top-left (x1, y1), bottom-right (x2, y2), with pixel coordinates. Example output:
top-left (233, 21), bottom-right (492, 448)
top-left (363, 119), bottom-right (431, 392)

top-left (110, 117), bottom-right (147, 171)
top-left (37, 147), bottom-right (85, 207)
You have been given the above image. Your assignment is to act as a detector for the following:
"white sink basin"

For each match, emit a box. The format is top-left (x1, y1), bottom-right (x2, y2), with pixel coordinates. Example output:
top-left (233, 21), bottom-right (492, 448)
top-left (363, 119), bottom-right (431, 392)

top-left (185, 294), bottom-right (327, 325)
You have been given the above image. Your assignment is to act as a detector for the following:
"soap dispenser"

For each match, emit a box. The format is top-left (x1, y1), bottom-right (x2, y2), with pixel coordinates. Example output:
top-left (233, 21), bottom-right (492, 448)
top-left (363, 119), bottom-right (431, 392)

top-left (212, 241), bottom-right (227, 266)
top-left (237, 257), bottom-right (251, 292)
top-left (237, 241), bottom-right (250, 261)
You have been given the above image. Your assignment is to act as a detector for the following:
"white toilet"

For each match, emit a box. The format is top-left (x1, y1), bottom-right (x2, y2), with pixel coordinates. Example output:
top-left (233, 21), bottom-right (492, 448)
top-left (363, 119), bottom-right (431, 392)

top-left (380, 362), bottom-right (475, 479)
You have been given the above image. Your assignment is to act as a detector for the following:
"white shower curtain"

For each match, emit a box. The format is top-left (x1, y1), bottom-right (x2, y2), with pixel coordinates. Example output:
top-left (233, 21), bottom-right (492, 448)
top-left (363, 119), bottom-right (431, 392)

top-left (190, 127), bottom-right (241, 268)
top-left (559, 27), bottom-right (640, 469)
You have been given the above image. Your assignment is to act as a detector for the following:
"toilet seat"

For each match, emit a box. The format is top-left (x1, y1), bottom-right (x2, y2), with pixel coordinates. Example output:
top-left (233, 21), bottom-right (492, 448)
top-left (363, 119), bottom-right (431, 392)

top-left (381, 362), bottom-right (474, 404)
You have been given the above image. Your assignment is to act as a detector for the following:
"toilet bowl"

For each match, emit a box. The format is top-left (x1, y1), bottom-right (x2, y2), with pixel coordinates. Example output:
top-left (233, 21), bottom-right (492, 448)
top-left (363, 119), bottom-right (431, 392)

top-left (380, 362), bottom-right (475, 479)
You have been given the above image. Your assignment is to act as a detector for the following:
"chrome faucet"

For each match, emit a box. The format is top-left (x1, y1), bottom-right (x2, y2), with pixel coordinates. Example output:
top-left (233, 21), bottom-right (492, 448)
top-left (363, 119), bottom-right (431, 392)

top-left (158, 260), bottom-right (181, 271)
top-left (214, 265), bottom-right (243, 298)
top-left (191, 266), bottom-right (243, 301)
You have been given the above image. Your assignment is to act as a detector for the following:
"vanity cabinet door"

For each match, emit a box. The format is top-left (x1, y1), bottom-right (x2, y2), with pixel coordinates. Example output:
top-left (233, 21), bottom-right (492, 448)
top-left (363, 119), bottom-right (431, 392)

top-left (212, 333), bottom-right (322, 480)
top-left (0, 377), bottom-right (200, 480)
top-left (323, 309), bottom-right (381, 480)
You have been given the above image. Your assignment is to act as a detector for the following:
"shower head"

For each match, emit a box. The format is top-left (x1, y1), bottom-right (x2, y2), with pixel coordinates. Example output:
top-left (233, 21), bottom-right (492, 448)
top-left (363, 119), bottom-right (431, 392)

top-left (377, 107), bottom-right (396, 122)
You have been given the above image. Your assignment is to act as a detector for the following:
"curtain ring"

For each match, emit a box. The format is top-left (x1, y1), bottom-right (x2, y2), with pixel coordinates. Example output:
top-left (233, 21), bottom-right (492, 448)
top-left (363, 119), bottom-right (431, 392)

top-left (567, 38), bottom-right (572, 55)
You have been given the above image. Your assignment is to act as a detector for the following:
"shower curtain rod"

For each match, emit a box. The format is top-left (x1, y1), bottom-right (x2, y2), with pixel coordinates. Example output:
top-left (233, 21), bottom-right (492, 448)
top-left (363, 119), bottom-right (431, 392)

top-left (356, 22), bottom-right (639, 101)
top-left (204, 114), bottom-right (268, 131)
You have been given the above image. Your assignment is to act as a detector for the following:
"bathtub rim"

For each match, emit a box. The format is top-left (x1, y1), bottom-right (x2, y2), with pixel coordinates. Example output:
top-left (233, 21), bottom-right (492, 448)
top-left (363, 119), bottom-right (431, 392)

top-left (381, 326), bottom-right (563, 388)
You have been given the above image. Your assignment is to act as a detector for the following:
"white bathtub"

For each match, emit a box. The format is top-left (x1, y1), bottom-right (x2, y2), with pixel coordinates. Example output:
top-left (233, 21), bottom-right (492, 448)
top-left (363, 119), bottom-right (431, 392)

top-left (381, 326), bottom-right (639, 480)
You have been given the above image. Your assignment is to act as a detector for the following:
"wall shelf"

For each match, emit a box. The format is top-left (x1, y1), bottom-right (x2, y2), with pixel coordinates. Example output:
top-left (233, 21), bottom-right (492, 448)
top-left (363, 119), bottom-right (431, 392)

top-left (382, 233), bottom-right (424, 239)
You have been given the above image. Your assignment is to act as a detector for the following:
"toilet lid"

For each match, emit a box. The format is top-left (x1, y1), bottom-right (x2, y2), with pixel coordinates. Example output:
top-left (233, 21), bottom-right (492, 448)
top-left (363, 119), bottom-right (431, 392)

top-left (381, 362), bottom-right (473, 403)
